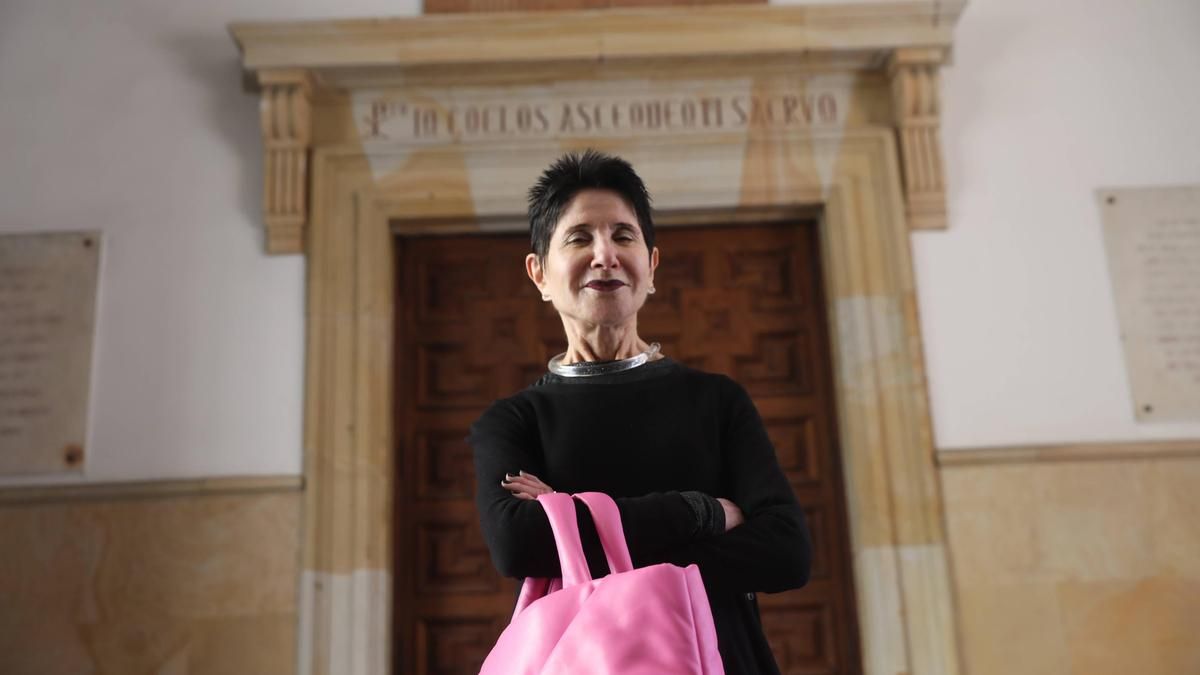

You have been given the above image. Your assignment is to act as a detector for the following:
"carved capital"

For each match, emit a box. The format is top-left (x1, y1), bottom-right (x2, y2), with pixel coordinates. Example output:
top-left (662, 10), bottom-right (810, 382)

top-left (888, 48), bottom-right (949, 230)
top-left (258, 70), bottom-right (313, 254)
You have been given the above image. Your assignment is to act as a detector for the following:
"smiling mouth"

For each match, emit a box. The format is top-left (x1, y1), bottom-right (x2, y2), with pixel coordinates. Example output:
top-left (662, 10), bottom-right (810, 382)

top-left (585, 280), bottom-right (626, 292)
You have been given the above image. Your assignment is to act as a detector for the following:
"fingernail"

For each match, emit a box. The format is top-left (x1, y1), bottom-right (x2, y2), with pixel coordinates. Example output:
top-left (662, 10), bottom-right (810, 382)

top-left (505, 473), bottom-right (517, 480)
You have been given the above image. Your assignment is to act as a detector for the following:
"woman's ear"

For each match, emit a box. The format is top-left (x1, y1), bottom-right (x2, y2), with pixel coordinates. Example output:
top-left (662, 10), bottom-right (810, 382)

top-left (525, 253), bottom-right (546, 297)
top-left (649, 246), bottom-right (660, 286)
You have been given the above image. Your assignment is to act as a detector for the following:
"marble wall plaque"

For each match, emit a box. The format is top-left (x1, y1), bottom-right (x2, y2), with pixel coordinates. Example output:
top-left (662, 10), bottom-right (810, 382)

top-left (0, 232), bottom-right (100, 474)
top-left (1099, 186), bottom-right (1200, 422)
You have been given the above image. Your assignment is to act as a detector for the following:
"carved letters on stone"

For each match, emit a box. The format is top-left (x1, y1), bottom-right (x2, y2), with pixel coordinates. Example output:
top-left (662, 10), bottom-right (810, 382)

top-left (1100, 185), bottom-right (1200, 422)
top-left (0, 232), bottom-right (99, 475)
top-left (355, 86), bottom-right (845, 144)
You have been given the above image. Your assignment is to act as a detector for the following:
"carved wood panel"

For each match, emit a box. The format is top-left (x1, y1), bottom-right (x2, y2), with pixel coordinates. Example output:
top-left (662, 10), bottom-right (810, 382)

top-left (394, 222), bottom-right (860, 674)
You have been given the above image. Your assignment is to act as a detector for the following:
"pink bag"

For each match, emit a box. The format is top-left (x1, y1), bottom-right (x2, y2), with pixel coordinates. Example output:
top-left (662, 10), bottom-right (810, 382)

top-left (479, 492), bottom-right (725, 675)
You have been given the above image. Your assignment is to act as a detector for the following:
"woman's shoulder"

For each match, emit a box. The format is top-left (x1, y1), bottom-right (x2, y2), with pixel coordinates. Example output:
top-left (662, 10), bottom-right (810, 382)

top-left (671, 361), bottom-right (747, 394)
top-left (487, 357), bottom-right (746, 404)
top-left (636, 360), bottom-right (754, 414)
top-left (470, 391), bottom-right (537, 435)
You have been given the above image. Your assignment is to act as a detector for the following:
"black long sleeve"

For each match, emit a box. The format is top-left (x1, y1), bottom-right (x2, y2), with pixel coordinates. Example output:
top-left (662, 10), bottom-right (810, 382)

top-left (470, 395), bottom-right (701, 579)
top-left (655, 379), bottom-right (811, 595)
top-left (468, 359), bottom-right (810, 592)
top-left (468, 358), bottom-right (810, 675)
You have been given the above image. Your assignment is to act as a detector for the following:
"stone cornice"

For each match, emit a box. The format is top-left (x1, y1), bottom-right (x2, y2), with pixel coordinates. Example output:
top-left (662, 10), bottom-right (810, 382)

top-left (230, 1), bottom-right (965, 252)
top-left (230, 1), bottom-right (964, 73)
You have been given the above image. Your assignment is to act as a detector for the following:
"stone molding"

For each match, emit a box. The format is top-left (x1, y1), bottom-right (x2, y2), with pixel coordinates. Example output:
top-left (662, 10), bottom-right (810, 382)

top-left (259, 69), bottom-right (313, 254)
top-left (231, 2), bottom-right (963, 250)
top-left (937, 438), bottom-right (1200, 467)
top-left (888, 47), bottom-right (949, 229)
top-left (294, 129), bottom-right (963, 674)
top-left (231, 2), bottom-right (965, 72)
top-left (0, 475), bottom-right (303, 505)
top-left (425, 0), bottom-right (766, 14)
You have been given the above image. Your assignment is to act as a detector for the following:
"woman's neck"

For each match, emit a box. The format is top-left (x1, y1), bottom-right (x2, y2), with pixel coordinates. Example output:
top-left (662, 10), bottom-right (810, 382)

top-left (559, 318), bottom-right (651, 364)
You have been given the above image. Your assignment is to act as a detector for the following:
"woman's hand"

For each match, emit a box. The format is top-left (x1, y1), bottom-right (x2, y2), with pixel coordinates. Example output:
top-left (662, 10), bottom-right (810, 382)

top-left (716, 498), bottom-right (744, 532)
top-left (500, 474), bottom-right (742, 533)
top-left (501, 471), bottom-right (554, 500)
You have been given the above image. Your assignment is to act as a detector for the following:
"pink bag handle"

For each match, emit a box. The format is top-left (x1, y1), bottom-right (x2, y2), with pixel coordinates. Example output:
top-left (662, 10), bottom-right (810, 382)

top-left (537, 492), bottom-right (592, 588)
top-left (511, 492), bottom-right (637, 618)
top-left (573, 492), bottom-right (633, 574)
top-left (542, 492), bottom-right (633, 578)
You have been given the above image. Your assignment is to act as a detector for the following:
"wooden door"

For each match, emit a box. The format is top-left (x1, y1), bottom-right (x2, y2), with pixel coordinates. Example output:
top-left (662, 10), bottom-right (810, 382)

top-left (393, 221), bottom-right (861, 675)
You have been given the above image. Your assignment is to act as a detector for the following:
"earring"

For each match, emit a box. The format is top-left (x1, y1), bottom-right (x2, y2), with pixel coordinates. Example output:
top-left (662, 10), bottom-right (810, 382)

top-left (648, 286), bottom-right (656, 295)
top-left (541, 293), bottom-right (551, 301)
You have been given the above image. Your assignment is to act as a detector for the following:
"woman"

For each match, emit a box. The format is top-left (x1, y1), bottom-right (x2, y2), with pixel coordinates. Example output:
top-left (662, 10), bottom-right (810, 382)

top-left (469, 150), bottom-right (811, 675)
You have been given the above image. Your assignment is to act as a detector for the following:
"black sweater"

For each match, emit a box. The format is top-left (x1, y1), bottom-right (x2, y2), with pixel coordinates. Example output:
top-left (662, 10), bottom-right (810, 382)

top-left (468, 357), bottom-right (812, 675)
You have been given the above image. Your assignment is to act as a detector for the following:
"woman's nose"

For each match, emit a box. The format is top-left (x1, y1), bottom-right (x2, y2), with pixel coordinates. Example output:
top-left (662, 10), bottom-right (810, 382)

top-left (590, 239), bottom-right (620, 269)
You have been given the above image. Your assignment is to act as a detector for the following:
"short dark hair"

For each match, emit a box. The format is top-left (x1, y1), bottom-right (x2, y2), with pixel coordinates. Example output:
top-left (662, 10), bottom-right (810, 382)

top-left (527, 150), bottom-right (655, 263)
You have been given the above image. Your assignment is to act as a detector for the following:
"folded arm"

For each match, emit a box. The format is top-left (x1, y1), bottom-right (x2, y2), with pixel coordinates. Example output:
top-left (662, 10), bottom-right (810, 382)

top-left (469, 379), bottom-right (811, 595)
top-left (470, 398), bottom-right (703, 579)
top-left (646, 378), bottom-right (812, 595)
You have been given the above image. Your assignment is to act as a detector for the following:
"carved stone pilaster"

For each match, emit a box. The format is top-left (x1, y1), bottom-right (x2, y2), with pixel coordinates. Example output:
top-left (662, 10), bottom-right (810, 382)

top-left (258, 70), bottom-right (312, 254)
top-left (888, 48), bottom-right (949, 230)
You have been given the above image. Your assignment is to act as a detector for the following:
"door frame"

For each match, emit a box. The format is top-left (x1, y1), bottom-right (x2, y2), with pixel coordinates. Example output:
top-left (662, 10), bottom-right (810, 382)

top-left (295, 130), bottom-right (960, 675)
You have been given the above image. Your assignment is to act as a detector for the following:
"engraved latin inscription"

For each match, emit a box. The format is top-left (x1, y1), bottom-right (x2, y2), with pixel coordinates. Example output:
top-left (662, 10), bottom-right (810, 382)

top-left (0, 265), bottom-right (55, 437)
top-left (354, 78), bottom-right (849, 145)
top-left (1101, 186), bottom-right (1200, 421)
top-left (0, 232), bottom-right (100, 474)
top-left (1139, 217), bottom-right (1200, 384)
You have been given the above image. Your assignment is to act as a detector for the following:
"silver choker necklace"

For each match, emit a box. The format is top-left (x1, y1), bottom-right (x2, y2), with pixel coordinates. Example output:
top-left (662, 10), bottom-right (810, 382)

top-left (548, 343), bottom-right (661, 378)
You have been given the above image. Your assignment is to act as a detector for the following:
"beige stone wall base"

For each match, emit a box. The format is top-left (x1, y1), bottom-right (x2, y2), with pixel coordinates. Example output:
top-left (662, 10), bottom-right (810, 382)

top-left (942, 454), bottom-right (1200, 675)
top-left (0, 490), bottom-right (302, 675)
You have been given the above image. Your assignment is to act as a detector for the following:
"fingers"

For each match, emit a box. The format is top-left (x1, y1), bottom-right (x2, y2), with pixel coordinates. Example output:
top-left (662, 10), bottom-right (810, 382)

top-left (501, 476), bottom-right (542, 491)
top-left (503, 471), bottom-right (549, 489)
top-left (504, 484), bottom-right (546, 499)
top-left (503, 482), bottom-right (548, 495)
top-left (512, 470), bottom-right (543, 483)
top-left (500, 470), bottom-right (553, 499)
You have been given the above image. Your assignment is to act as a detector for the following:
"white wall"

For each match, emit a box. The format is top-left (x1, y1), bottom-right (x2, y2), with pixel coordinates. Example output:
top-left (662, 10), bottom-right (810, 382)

top-left (0, 0), bottom-right (420, 486)
top-left (923, 0), bottom-right (1200, 448)
top-left (1, 0), bottom-right (1196, 486)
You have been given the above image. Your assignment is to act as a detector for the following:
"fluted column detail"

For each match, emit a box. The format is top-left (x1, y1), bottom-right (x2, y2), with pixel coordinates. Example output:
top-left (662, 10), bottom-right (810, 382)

top-left (259, 70), bottom-right (313, 254)
top-left (888, 48), bottom-right (948, 230)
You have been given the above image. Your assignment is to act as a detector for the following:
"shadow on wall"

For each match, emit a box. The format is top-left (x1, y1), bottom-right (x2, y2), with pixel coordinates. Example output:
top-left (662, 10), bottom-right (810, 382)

top-left (160, 31), bottom-right (263, 240)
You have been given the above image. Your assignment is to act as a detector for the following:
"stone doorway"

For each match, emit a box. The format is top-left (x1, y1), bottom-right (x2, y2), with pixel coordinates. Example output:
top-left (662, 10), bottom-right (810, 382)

top-left (229, 4), bottom-right (967, 673)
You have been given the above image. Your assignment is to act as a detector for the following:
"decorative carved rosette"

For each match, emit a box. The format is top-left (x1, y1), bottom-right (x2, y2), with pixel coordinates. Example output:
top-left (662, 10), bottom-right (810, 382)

top-left (888, 48), bottom-right (949, 230)
top-left (258, 70), bottom-right (312, 254)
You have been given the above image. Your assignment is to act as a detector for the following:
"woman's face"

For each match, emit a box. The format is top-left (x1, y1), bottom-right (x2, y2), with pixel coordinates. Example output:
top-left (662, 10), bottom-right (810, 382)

top-left (526, 189), bottom-right (659, 328)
